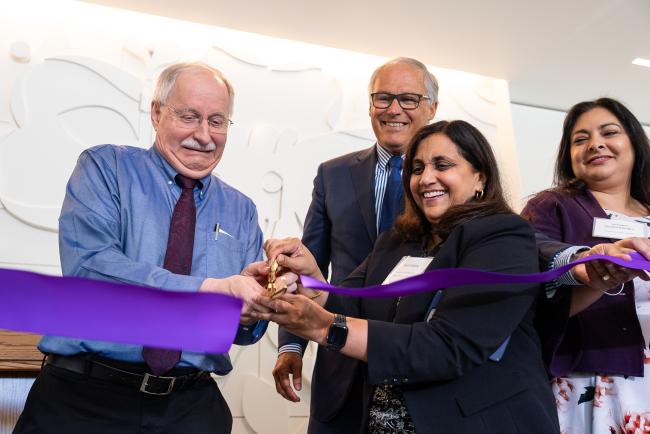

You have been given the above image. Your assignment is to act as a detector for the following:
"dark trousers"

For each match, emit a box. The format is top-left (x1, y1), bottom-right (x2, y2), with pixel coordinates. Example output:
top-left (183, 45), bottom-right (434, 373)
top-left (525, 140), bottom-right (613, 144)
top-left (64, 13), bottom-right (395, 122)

top-left (13, 363), bottom-right (232, 434)
top-left (308, 371), bottom-right (364, 434)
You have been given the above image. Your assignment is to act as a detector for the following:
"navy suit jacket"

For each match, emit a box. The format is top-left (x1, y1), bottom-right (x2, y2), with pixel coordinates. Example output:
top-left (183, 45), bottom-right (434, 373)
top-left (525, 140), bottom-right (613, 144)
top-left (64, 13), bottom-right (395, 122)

top-left (302, 146), bottom-right (379, 285)
top-left (278, 146), bottom-right (380, 432)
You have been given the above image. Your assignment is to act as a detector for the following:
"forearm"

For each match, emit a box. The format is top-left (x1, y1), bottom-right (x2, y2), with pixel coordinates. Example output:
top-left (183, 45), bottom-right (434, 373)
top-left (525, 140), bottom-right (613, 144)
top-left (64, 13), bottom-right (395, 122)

top-left (296, 315), bottom-right (368, 362)
top-left (199, 277), bottom-right (233, 295)
top-left (339, 317), bottom-right (368, 362)
top-left (72, 248), bottom-right (204, 291)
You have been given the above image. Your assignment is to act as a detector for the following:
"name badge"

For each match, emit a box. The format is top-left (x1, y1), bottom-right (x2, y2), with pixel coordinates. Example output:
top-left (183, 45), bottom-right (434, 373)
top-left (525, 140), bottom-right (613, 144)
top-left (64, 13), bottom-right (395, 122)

top-left (383, 256), bottom-right (434, 285)
top-left (592, 217), bottom-right (647, 239)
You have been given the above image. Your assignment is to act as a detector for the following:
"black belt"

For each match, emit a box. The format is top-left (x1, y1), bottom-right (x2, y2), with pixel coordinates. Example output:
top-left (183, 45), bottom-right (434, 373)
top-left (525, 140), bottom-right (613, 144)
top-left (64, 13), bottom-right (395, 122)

top-left (44, 354), bottom-right (210, 396)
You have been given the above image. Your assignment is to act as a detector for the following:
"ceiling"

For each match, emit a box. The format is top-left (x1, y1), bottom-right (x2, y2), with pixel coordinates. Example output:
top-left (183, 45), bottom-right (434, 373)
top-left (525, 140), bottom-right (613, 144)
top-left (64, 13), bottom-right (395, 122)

top-left (80, 0), bottom-right (650, 124)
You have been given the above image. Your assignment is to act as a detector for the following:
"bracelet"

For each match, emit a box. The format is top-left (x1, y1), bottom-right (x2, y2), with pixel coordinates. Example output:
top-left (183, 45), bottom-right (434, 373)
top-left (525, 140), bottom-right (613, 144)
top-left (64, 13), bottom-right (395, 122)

top-left (308, 290), bottom-right (323, 300)
top-left (602, 284), bottom-right (624, 296)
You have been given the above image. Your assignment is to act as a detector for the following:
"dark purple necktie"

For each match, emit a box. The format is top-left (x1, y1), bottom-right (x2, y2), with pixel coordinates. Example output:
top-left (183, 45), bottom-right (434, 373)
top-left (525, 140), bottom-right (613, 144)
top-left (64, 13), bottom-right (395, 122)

top-left (142, 174), bottom-right (197, 375)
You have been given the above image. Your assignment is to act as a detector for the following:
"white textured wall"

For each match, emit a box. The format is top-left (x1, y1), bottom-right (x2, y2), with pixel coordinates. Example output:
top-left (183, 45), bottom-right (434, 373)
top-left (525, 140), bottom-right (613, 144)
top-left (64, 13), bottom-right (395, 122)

top-left (0, 1), bottom-right (519, 433)
top-left (511, 104), bottom-right (567, 206)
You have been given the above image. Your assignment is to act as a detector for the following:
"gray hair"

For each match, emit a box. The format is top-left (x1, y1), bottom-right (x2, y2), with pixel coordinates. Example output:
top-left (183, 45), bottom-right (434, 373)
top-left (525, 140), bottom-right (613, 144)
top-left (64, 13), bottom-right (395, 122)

top-left (152, 62), bottom-right (235, 115)
top-left (368, 57), bottom-right (439, 103)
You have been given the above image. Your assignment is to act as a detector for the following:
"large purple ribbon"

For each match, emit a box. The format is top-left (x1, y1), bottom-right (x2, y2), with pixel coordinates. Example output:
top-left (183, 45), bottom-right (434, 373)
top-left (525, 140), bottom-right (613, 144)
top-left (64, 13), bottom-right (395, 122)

top-left (1, 253), bottom-right (648, 353)
top-left (0, 268), bottom-right (242, 353)
top-left (301, 252), bottom-right (650, 297)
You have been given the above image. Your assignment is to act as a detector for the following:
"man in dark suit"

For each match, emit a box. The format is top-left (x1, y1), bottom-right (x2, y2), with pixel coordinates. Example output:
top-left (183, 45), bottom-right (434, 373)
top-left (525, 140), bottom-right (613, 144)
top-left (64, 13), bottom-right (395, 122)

top-left (272, 57), bottom-right (438, 433)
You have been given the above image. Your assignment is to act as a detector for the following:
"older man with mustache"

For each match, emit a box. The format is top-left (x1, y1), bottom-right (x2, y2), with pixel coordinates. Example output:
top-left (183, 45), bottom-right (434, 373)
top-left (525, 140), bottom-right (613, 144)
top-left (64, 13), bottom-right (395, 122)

top-left (13, 62), bottom-right (294, 434)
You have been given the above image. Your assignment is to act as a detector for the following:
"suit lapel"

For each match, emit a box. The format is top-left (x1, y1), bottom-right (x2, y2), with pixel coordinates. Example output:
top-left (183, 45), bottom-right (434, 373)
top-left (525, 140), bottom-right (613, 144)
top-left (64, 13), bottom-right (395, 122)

top-left (574, 189), bottom-right (608, 219)
top-left (351, 146), bottom-right (378, 243)
top-left (574, 189), bottom-right (617, 243)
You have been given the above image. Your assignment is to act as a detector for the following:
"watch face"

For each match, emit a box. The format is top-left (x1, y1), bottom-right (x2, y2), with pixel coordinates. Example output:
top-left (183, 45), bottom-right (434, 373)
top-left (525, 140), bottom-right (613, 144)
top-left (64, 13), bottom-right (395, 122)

top-left (328, 324), bottom-right (347, 344)
top-left (327, 315), bottom-right (348, 350)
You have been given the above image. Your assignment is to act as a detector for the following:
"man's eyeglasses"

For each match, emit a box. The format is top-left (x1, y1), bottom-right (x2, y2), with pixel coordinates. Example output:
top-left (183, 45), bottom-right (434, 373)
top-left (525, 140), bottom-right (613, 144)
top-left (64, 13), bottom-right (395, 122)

top-left (164, 105), bottom-right (233, 133)
top-left (370, 93), bottom-right (431, 110)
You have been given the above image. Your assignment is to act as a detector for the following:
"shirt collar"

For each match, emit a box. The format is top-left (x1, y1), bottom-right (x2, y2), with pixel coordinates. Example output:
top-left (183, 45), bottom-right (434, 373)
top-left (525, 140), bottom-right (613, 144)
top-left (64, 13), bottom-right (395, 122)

top-left (149, 145), bottom-right (211, 192)
top-left (375, 143), bottom-right (404, 168)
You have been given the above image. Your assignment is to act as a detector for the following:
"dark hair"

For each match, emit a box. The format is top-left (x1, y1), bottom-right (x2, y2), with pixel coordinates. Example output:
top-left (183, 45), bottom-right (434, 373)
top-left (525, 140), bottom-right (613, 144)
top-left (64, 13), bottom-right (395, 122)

top-left (554, 97), bottom-right (650, 204)
top-left (395, 120), bottom-right (512, 241)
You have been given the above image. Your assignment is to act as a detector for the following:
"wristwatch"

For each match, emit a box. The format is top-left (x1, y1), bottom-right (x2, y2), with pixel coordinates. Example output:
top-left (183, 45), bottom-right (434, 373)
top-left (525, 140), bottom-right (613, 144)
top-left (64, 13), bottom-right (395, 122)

top-left (325, 314), bottom-right (348, 351)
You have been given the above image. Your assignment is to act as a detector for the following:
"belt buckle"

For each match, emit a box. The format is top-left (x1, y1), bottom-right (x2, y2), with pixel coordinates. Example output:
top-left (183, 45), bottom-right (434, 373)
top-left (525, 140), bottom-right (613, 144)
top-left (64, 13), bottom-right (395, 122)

top-left (140, 373), bottom-right (176, 395)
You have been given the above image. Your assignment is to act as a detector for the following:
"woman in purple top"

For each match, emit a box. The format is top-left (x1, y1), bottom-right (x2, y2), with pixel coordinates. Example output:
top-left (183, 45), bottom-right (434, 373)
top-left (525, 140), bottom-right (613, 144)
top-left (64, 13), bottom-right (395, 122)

top-left (522, 98), bottom-right (650, 434)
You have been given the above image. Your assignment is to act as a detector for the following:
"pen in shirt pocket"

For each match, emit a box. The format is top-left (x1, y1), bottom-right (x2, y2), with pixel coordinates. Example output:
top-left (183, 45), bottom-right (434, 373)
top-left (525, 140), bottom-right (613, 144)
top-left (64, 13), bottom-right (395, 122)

top-left (213, 223), bottom-right (234, 240)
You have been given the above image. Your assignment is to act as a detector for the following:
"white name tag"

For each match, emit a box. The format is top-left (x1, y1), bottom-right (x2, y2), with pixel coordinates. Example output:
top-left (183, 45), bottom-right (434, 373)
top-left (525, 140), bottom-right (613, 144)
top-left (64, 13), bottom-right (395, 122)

top-left (383, 256), bottom-right (434, 285)
top-left (592, 217), bottom-right (647, 239)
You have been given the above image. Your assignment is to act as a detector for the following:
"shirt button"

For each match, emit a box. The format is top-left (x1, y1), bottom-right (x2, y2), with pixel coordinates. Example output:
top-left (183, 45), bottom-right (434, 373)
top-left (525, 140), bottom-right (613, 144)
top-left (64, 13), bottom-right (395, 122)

top-left (622, 327), bottom-right (627, 332)
top-left (168, 180), bottom-right (173, 185)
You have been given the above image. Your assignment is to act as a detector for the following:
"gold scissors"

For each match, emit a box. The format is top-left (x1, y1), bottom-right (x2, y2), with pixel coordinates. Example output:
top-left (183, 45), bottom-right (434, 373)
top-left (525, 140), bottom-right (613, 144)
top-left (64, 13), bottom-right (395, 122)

top-left (266, 260), bottom-right (287, 299)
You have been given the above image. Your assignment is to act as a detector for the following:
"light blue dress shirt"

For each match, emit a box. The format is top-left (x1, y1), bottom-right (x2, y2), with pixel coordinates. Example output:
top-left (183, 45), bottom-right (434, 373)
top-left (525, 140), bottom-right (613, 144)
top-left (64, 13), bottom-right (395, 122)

top-left (40, 144), bottom-right (267, 374)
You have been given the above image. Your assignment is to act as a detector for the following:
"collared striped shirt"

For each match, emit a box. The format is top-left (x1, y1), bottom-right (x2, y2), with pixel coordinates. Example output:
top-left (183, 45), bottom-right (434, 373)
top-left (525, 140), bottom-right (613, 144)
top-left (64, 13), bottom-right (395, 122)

top-left (374, 143), bottom-right (404, 234)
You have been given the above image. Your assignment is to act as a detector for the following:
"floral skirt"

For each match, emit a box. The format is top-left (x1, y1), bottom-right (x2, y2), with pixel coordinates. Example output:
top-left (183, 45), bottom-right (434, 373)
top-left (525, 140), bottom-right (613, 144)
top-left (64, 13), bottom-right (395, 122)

top-left (553, 302), bottom-right (650, 434)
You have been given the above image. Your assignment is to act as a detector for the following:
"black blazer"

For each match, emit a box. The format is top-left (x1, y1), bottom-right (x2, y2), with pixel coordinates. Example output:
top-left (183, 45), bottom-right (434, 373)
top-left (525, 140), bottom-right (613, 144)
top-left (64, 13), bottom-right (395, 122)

top-left (320, 214), bottom-right (559, 434)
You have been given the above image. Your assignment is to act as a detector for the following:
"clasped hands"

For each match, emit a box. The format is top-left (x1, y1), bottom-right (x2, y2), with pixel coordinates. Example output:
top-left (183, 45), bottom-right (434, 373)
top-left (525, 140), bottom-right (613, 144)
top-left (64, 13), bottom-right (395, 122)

top-left (251, 238), bottom-right (333, 342)
top-left (197, 255), bottom-right (299, 325)
top-left (569, 237), bottom-right (650, 292)
top-left (198, 237), bottom-right (330, 327)
top-left (567, 237), bottom-right (650, 316)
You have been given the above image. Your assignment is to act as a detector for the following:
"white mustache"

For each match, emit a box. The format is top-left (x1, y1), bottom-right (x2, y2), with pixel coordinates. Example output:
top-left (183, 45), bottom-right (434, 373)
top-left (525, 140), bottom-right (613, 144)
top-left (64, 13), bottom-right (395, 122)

top-left (181, 138), bottom-right (217, 152)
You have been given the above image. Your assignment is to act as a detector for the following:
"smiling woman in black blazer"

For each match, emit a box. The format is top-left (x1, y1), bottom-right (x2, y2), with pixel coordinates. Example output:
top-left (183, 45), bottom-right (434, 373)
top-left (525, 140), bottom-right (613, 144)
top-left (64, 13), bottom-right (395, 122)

top-left (257, 120), bottom-right (560, 434)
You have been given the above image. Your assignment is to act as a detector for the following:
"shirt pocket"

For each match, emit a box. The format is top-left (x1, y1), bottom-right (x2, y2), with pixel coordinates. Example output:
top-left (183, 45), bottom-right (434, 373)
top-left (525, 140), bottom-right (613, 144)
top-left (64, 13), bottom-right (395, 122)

top-left (206, 229), bottom-right (247, 278)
